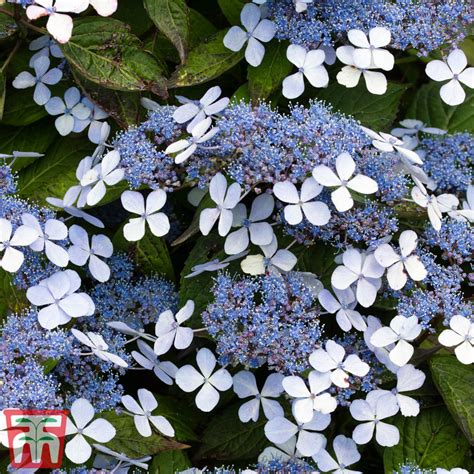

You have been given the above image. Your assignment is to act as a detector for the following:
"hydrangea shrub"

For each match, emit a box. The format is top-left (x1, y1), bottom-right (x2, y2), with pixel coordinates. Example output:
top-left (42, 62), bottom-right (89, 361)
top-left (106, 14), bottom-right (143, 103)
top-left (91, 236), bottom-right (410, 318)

top-left (0, 0), bottom-right (472, 472)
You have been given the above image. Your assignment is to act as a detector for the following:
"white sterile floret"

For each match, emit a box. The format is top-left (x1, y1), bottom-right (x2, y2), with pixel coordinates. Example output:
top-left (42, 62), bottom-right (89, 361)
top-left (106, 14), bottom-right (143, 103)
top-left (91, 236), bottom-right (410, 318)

top-left (26, 270), bottom-right (95, 330)
top-left (364, 315), bottom-right (400, 373)
top-left (425, 49), bottom-right (474, 106)
top-left (72, 328), bottom-right (128, 368)
top-left (313, 434), bottom-right (361, 473)
top-left (173, 86), bottom-right (230, 133)
top-left (391, 119), bottom-right (446, 138)
top-left (282, 371), bottom-right (337, 423)
top-left (79, 150), bottom-right (124, 206)
top-left (121, 190), bottom-right (170, 241)
top-left (309, 340), bottom-right (370, 388)
top-left (79, 97), bottom-right (109, 138)
top-left (0, 218), bottom-right (38, 273)
top-left (265, 413), bottom-right (330, 457)
top-left (121, 389), bottom-right (174, 438)
top-left (46, 196), bottom-right (105, 228)
top-left (312, 152), bottom-right (378, 212)
top-left (331, 248), bottom-right (384, 308)
top-left (29, 35), bottom-right (64, 66)
top-left (282, 45), bottom-right (328, 99)
top-left (223, 3), bottom-right (276, 67)
top-left (273, 177), bottom-right (331, 226)
top-left (318, 286), bottom-right (366, 332)
top-left (184, 252), bottom-right (248, 278)
top-left (336, 45), bottom-right (387, 95)
top-left (411, 179), bottom-right (444, 231)
top-left (84, 0), bottom-right (118, 17)
top-left (370, 315), bottom-right (421, 367)
top-left (68, 225), bottom-right (113, 282)
top-left (293, 0), bottom-right (313, 13)
top-left (374, 230), bottom-right (427, 290)
top-left (21, 213), bottom-right (69, 268)
top-left (240, 235), bottom-right (297, 275)
top-left (437, 193), bottom-right (474, 223)
top-left (347, 27), bottom-right (394, 71)
top-left (258, 438), bottom-right (300, 465)
top-left (461, 184), bottom-right (474, 216)
top-left (26, 0), bottom-right (88, 44)
top-left (65, 398), bottom-right (116, 464)
top-left (89, 122), bottom-right (111, 156)
top-left (132, 340), bottom-right (178, 385)
top-left (199, 172), bottom-right (241, 236)
top-left (224, 194), bottom-right (275, 255)
top-left (154, 300), bottom-right (194, 356)
top-left (360, 126), bottom-right (423, 166)
top-left (45, 87), bottom-right (91, 136)
top-left (438, 315), bottom-right (474, 365)
top-left (233, 371), bottom-right (284, 422)
top-left (60, 156), bottom-right (95, 209)
top-left (93, 445), bottom-right (151, 472)
top-left (436, 468), bottom-right (469, 474)
top-left (175, 348), bottom-right (233, 412)
top-left (375, 364), bottom-right (426, 417)
top-left (165, 117), bottom-right (220, 164)
top-left (107, 321), bottom-right (154, 341)
top-left (13, 56), bottom-right (63, 106)
top-left (349, 391), bottom-right (400, 447)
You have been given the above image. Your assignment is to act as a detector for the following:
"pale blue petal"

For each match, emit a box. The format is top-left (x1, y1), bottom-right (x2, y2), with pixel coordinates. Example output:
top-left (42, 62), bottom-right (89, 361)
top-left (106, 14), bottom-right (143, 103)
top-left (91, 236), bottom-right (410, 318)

top-left (42, 67), bottom-right (63, 85)
top-left (45, 97), bottom-right (66, 115)
top-left (33, 82), bottom-right (51, 106)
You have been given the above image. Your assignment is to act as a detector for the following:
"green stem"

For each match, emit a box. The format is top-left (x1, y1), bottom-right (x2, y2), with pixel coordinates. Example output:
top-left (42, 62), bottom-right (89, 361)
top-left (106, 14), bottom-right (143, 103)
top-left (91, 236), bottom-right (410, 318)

top-left (1, 39), bottom-right (21, 73)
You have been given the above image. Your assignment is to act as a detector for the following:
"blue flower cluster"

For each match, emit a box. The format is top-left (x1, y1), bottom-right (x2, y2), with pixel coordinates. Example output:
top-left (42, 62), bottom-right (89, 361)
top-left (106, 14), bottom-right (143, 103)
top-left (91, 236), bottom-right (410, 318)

top-left (397, 252), bottom-right (470, 327)
top-left (331, 334), bottom-right (384, 405)
top-left (113, 106), bottom-right (181, 191)
top-left (216, 101), bottom-right (370, 187)
top-left (267, 0), bottom-right (472, 55)
top-left (91, 254), bottom-right (178, 329)
top-left (424, 218), bottom-right (474, 264)
top-left (420, 133), bottom-right (473, 194)
top-left (202, 272), bottom-right (323, 373)
top-left (284, 201), bottom-right (399, 249)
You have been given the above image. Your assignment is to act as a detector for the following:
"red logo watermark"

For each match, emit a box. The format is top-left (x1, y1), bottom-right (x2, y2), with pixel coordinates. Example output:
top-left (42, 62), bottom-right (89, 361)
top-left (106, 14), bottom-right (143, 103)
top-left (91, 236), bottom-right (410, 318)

top-left (4, 409), bottom-right (68, 469)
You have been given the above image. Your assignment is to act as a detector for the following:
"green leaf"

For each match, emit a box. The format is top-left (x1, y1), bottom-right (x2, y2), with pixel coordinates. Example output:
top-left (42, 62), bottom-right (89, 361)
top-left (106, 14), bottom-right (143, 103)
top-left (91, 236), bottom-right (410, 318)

top-left (429, 355), bottom-right (474, 444)
top-left (248, 41), bottom-right (292, 101)
top-left (144, 0), bottom-right (190, 63)
top-left (17, 137), bottom-right (94, 202)
top-left (169, 30), bottom-right (244, 87)
top-left (217, 0), bottom-right (246, 24)
top-left (196, 403), bottom-right (268, 461)
top-left (100, 410), bottom-right (187, 458)
top-left (150, 450), bottom-right (191, 474)
top-left (114, 0), bottom-right (153, 36)
top-left (0, 269), bottom-right (28, 320)
top-left (383, 407), bottom-right (471, 473)
top-left (406, 82), bottom-right (473, 133)
top-left (114, 228), bottom-right (175, 282)
top-left (0, 118), bottom-right (57, 171)
top-left (61, 17), bottom-right (167, 96)
top-left (231, 82), bottom-right (250, 103)
top-left (135, 232), bottom-right (176, 282)
top-left (1, 88), bottom-right (48, 126)
top-left (178, 234), bottom-right (238, 328)
top-left (73, 73), bottom-right (143, 128)
top-left (0, 70), bottom-right (6, 121)
top-left (154, 395), bottom-right (201, 443)
top-left (0, 7), bottom-right (18, 42)
top-left (313, 82), bottom-right (408, 130)
top-left (188, 8), bottom-right (218, 48)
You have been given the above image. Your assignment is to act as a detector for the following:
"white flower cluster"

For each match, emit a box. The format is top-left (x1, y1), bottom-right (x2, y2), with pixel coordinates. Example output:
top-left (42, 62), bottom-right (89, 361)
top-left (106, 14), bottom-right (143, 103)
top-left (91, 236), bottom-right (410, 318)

top-left (223, 3), bottom-right (473, 105)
